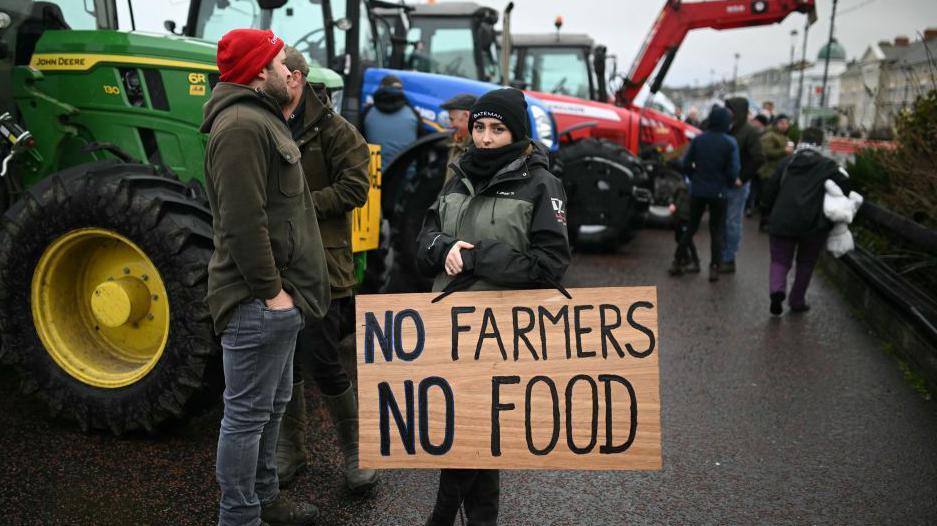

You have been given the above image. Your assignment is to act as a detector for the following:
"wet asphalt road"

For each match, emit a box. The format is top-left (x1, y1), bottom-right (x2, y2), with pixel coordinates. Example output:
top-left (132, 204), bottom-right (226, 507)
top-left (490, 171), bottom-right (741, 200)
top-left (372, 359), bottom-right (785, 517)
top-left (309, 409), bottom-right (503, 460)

top-left (1, 217), bottom-right (936, 525)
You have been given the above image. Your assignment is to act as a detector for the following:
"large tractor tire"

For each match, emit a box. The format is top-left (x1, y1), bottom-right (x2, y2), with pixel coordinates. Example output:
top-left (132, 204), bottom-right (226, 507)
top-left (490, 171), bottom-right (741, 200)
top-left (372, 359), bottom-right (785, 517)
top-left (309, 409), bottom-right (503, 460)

top-left (384, 142), bottom-right (449, 293)
top-left (0, 160), bottom-right (221, 434)
top-left (557, 138), bottom-right (648, 251)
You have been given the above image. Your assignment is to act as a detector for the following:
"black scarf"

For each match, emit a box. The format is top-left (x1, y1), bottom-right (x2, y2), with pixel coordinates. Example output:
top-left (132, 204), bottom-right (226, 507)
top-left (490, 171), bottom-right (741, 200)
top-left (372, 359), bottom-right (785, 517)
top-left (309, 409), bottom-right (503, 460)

top-left (460, 139), bottom-right (530, 186)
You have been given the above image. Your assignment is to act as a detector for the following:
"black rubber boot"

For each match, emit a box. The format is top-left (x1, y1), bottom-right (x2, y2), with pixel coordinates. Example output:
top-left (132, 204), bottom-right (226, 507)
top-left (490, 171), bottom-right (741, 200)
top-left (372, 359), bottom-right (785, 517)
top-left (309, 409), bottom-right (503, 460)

top-left (261, 495), bottom-right (319, 526)
top-left (709, 264), bottom-right (719, 282)
top-left (668, 259), bottom-right (684, 276)
top-left (770, 292), bottom-right (786, 316)
top-left (684, 259), bottom-right (701, 273)
top-left (322, 385), bottom-right (379, 493)
top-left (276, 382), bottom-right (308, 486)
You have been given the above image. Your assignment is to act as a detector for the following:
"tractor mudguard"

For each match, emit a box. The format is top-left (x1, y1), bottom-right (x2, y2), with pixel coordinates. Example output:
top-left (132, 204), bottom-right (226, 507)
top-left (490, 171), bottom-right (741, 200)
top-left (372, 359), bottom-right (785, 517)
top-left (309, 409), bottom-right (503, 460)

top-left (380, 130), bottom-right (451, 219)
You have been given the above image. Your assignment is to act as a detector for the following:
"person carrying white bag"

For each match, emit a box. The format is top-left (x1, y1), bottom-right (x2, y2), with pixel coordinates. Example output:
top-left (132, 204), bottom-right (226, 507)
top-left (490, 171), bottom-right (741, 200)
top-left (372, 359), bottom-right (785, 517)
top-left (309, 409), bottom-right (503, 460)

top-left (761, 127), bottom-right (858, 316)
top-left (824, 178), bottom-right (864, 258)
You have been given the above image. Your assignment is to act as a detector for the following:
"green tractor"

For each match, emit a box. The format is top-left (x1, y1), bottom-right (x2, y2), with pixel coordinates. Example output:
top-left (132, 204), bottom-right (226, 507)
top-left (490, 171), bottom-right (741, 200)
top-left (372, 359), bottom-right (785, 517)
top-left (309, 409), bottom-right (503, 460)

top-left (0, 1), bottom-right (372, 434)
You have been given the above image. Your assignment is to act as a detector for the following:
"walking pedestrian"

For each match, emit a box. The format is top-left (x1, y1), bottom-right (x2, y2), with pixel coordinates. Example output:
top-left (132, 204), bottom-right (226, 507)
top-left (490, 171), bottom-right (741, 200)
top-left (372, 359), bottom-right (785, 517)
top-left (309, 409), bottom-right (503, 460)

top-left (274, 47), bottom-right (379, 494)
top-left (416, 88), bottom-right (571, 525)
top-left (722, 97), bottom-right (765, 273)
top-left (667, 175), bottom-right (699, 275)
top-left (761, 127), bottom-right (851, 315)
top-left (440, 93), bottom-right (477, 182)
top-left (676, 105), bottom-right (740, 282)
top-left (202, 29), bottom-right (329, 526)
top-left (755, 114), bottom-right (793, 228)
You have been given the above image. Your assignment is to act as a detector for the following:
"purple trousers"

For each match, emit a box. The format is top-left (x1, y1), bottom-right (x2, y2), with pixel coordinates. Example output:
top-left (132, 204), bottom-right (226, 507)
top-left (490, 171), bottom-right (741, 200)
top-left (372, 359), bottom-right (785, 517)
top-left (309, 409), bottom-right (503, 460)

top-left (769, 231), bottom-right (827, 309)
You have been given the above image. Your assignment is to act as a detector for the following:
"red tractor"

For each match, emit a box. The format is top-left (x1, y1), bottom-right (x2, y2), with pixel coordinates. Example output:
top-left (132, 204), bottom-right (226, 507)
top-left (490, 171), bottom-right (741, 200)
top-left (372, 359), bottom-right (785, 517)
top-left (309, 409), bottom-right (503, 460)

top-left (407, 0), bottom-right (817, 245)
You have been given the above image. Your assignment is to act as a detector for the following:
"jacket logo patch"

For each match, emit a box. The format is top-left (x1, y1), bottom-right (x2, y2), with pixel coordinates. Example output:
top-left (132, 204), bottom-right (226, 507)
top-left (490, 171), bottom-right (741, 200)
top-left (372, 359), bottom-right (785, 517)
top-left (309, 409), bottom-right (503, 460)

top-left (496, 191), bottom-right (515, 196)
top-left (551, 198), bottom-right (566, 224)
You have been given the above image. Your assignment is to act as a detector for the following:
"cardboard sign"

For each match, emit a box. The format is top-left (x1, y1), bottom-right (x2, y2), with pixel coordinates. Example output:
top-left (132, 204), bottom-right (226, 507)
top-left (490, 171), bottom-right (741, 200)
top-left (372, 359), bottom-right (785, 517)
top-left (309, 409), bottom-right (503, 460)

top-left (355, 286), bottom-right (661, 470)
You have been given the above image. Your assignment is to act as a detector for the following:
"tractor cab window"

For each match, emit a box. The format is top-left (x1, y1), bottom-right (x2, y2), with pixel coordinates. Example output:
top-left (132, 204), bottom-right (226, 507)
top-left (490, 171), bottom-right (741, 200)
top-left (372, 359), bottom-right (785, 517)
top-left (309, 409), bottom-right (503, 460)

top-left (515, 47), bottom-right (592, 99)
top-left (192, 0), bottom-right (262, 43)
top-left (192, 0), bottom-right (330, 69)
top-left (406, 18), bottom-right (476, 80)
top-left (330, 0), bottom-right (380, 67)
top-left (51, 1), bottom-right (97, 30)
top-left (4, 1), bottom-right (94, 69)
top-left (267, 0), bottom-right (328, 67)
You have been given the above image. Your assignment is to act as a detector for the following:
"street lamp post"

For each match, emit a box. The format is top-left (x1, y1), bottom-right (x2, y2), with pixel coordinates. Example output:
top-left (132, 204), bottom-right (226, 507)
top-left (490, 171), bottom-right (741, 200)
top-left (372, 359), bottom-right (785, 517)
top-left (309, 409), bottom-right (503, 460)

top-left (732, 52), bottom-right (740, 92)
top-left (788, 29), bottom-right (798, 114)
top-left (820, 0), bottom-right (839, 108)
top-left (795, 17), bottom-right (810, 124)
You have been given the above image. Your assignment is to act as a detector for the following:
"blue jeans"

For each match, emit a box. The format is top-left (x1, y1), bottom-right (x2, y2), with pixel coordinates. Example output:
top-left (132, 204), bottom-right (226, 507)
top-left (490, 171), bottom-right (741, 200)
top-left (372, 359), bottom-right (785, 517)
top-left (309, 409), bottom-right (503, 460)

top-left (722, 181), bottom-right (750, 263)
top-left (216, 299), bottom-right (303, 526)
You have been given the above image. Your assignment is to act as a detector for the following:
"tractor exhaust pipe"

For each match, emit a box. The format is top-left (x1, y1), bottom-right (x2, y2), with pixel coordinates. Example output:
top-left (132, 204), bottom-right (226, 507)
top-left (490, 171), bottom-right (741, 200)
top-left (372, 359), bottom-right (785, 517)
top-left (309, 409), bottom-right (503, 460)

top-left (500, 2), bottom-right (514, 86)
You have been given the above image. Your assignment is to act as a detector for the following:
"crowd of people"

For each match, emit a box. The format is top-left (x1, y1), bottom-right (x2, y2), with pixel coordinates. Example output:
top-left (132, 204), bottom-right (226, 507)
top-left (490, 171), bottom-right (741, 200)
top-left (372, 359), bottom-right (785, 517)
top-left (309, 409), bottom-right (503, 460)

top-left (669, 100), bottom-right (856, 316)
top-left (202, 29), bottom-right (569, 526)
top-left (199, 27), bottom-right (858, 525)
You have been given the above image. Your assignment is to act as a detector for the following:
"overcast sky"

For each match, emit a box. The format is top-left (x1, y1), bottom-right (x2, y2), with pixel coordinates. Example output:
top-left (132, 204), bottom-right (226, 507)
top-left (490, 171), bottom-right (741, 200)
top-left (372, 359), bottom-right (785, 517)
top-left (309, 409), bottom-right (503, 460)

top-left (143, 0), bottom-right (937, 87)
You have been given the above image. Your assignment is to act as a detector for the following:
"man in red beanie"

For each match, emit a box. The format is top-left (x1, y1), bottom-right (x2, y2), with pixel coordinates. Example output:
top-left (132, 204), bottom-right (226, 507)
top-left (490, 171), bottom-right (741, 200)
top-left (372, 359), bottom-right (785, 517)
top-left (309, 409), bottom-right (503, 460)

top-left (201, 28), bottom-right (329, 526)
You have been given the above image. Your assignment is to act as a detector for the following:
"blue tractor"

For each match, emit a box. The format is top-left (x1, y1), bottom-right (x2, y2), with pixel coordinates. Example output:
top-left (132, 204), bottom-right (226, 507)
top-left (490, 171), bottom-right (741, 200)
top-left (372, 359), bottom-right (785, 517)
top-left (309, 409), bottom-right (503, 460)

top-left (182, 0), bottom-right (558, 292)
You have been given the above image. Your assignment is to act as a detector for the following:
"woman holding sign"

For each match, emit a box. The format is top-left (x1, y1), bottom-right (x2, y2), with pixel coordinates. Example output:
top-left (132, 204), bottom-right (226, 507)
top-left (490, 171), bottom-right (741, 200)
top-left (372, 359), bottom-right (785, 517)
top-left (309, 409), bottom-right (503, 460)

top-left (416, 88), bottom-right (572, 525)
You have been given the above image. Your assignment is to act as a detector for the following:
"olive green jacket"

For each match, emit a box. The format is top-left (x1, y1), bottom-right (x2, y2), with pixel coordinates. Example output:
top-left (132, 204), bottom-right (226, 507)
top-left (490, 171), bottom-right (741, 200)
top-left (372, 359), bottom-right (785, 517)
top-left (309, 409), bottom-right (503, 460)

top-left (759, 128), bottom-right (789, 180)
top-left (293, 82), bottom-right (370, 298)
top-left (444, 134), bottom-right (471, 183)
top-left (201, 83), bottom-right (330, 334)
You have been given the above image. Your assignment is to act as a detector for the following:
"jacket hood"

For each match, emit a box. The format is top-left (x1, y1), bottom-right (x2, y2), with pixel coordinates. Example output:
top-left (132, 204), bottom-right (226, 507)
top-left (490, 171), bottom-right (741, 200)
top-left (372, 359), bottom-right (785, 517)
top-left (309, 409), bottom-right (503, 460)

top-left (373, 86), bottom-right (407, 113)
top-left (300, 82), bottom-right (328, 127)
top-left (725, 97), bottom-right (749, 130)
top-left (707, 106), bottom-right (732, 133)
top-left (201, 82), bottom-right (283, 132)
top-left (786, 147), bottom-right (825, 172)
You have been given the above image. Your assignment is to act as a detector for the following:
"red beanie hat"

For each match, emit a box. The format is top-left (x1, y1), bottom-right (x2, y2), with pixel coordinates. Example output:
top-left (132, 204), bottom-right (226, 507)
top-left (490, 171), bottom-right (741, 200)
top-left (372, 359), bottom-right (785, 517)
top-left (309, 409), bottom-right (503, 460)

top-left (217, 29), bottom-right (285, 85)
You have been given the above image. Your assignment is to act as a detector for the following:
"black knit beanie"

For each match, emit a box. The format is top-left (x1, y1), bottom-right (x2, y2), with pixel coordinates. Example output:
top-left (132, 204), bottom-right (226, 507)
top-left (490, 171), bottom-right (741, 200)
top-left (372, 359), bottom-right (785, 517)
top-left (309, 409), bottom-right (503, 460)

top-left (468, 88), bottom-right (530, 141)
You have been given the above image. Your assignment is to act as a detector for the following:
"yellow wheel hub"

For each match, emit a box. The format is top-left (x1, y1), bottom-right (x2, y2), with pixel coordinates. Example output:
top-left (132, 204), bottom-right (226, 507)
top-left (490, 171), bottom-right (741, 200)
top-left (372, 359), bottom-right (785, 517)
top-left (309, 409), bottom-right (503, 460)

top-left (31, 228), bottom-right (170, 389)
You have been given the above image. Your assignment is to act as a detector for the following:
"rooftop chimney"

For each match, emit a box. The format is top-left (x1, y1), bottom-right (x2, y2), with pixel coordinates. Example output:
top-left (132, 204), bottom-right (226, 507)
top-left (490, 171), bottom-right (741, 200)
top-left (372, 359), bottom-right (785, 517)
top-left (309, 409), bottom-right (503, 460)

top-left (924, 28), bottom-right (937, 41)
top-left (894, 36), bottom-right (910, 47)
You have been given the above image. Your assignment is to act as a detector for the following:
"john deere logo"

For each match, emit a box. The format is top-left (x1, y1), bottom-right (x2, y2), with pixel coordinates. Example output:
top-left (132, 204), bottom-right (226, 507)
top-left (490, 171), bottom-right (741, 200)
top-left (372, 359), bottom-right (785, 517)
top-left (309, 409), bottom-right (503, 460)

top-left (34, 56), bottom-right (86, 67)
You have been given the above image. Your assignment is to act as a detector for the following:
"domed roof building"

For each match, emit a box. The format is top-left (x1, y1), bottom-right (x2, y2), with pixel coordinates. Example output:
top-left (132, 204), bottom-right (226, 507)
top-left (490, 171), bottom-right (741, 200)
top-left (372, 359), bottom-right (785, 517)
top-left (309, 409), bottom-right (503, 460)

top-left (817, 39), bottom-right (847, 62)
top-left (793, 38), bottom-right (850, 128)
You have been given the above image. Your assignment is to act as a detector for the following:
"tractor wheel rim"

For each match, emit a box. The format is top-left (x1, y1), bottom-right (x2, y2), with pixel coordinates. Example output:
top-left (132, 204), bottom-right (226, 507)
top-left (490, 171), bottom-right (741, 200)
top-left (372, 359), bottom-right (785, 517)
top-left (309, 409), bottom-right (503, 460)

top-left (31, 228), bottom-right (170, 389)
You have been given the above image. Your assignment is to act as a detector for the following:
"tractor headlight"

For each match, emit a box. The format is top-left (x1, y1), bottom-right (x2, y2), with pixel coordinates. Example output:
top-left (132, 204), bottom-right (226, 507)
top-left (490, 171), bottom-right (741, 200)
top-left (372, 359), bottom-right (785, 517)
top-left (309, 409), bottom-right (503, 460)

top-left (530, 105), bottom-right (555, 149)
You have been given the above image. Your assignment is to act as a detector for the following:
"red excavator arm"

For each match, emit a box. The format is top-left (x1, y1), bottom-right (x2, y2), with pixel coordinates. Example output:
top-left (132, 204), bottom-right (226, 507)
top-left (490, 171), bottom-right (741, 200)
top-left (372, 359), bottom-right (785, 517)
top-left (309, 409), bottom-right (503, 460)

top-left (616, 0), bottom-right (817, 106)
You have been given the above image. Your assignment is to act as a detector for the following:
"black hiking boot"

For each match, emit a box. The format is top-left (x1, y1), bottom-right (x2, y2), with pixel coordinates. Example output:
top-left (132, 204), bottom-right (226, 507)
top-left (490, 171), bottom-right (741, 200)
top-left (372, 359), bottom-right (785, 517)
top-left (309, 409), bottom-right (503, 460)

top-left (770, 292), bottom-right (786, 316)
top-left (261, 495), bottom-right (318, 526)
top-left (668, 260), bottom-right (684, 276)
top-left (684, 260), bottom-right (701, 273)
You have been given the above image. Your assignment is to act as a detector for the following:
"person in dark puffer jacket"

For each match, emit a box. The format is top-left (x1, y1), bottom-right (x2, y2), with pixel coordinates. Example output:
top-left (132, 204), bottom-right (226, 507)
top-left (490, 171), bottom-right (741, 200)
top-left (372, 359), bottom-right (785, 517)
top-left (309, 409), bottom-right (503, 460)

top-left (417, 88), bottom-right (571, 526)
top-left (761, 127), bottom-right (851, 315)
top-left (676, 105), bottom-right (740, 282)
